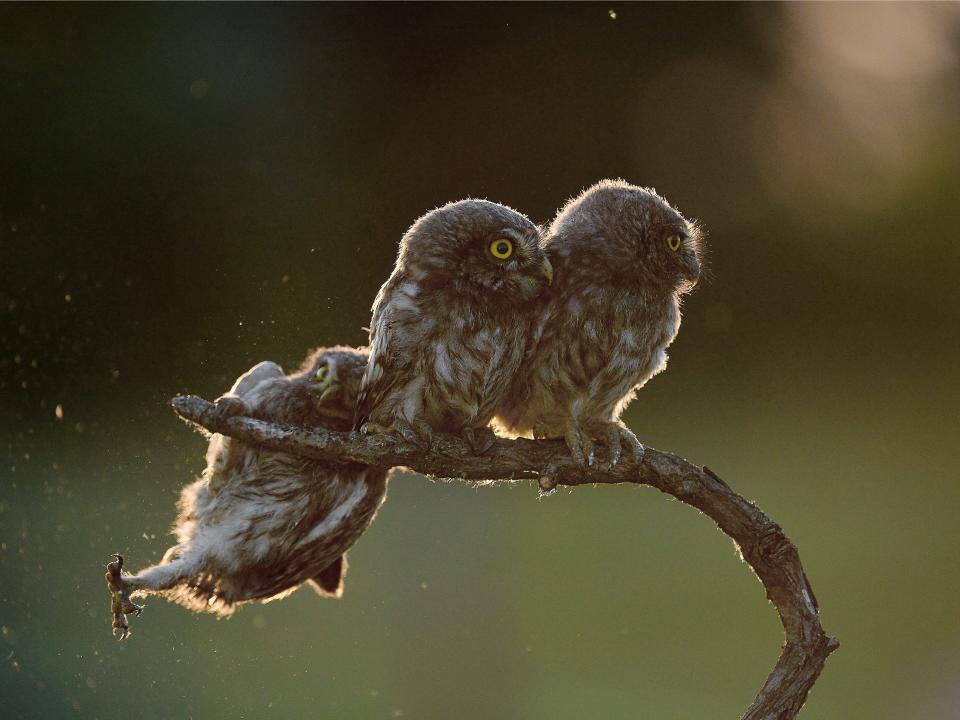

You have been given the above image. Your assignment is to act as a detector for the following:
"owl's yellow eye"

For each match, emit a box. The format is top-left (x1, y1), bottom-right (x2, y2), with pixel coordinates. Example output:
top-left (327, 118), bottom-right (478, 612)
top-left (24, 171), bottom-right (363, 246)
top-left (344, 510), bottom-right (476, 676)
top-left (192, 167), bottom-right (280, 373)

top-left (666, 234), bottom-right (682, 252)
top-left (315, 365), bottom-right (330, 384)
top-left (489, 238), bottom-right (513, 260)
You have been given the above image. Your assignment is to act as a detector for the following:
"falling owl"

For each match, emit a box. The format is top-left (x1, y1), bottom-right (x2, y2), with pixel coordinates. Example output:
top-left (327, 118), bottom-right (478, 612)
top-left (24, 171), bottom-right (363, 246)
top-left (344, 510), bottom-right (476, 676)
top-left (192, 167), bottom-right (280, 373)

top-left (108, 345), bottom-right (386, 635)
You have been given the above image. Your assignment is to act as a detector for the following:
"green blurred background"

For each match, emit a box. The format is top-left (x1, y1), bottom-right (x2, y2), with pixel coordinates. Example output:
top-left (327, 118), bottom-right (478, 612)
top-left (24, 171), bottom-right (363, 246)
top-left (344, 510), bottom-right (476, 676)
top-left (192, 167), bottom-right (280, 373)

top-left (2, 3), bottom-right (959, 718)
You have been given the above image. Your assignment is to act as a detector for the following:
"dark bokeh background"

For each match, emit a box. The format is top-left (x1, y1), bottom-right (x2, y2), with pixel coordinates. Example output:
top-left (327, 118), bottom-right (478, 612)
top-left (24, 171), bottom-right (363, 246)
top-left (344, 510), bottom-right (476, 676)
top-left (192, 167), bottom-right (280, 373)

top-left (2, 3), bottom-right (959, 718)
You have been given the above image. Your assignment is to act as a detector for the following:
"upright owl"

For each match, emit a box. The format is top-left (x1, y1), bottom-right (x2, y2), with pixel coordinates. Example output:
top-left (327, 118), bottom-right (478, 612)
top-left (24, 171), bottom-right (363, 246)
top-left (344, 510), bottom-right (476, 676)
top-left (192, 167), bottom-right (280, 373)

top-left (354, 199), bottom-right (554, 452)
top-left (495, 179), bottom-right (703, 467)
top-left (109, 346), bottom-right (387, 631)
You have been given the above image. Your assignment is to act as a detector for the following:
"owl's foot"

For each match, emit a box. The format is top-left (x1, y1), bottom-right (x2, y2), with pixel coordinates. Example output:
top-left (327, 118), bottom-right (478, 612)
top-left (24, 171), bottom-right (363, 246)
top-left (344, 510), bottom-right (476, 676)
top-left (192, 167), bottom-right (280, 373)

top-left (563, 423), bottom-right (596, 467)
top-left (532, 421), bottom-right (595, 466)
top-left (599, 422), bottom-right (645, 469)
top-left (210, 395), bottom-right (249, 420)
top-left (361, 419), bottom-right (433, 452)
top-left (461, 426), bottom-right (497, 455)
top-left (562, 421), bottom-right (645, 469)
top-left (105, 554), bottom-right (144, 641)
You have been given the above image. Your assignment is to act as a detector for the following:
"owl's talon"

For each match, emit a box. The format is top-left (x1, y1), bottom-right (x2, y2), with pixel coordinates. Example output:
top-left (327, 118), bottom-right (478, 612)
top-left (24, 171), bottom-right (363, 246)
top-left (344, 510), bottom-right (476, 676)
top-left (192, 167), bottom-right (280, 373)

top-left (396, 419), bottom-right (433, 452)
top-left (600, 423), bottom-right (644, 468)
top-left (619, 425), bottom-right (645, 466)
top-left (580, 436), bottom-right (596, 467)
top-left (564, 425), bottom-right (590, 467)
top-left (605, 425), bottom-right (624, 468)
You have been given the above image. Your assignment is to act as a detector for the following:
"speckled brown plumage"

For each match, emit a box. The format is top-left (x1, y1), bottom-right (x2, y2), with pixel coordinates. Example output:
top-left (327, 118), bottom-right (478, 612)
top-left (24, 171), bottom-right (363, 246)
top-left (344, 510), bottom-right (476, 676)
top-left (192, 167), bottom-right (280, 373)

top-left (354, 199), bottom-right (553, 452)
top-left (495, 179), bottom-right (703, 467)
top-left (115, 346), bottom-right (387, 619)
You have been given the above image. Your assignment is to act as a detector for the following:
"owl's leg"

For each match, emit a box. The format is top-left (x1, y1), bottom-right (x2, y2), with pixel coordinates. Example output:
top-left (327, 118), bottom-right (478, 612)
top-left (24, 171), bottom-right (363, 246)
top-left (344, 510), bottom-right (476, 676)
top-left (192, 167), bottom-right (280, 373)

top-left (123, 558), bottom-right (192, 594)
top-left (461, 426), bottom-right (497, 455)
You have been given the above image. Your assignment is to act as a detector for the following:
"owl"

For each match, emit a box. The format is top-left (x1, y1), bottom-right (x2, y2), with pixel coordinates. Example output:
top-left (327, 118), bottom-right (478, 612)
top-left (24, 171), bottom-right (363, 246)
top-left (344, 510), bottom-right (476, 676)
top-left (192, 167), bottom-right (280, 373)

top-left (495, 179), bottom-right (703, 467)
top-left (109, 345), bottom-right (387, 629)
top-left (354, 199), bottom-right (554, 452)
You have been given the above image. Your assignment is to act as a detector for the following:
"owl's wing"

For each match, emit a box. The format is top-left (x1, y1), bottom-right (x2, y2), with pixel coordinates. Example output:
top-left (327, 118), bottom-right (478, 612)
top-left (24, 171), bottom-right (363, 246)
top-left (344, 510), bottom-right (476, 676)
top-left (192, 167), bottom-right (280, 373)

top-left (352, 275), bottom-right (416, 430)
top-left (228, 361), bottom-right (285, 398)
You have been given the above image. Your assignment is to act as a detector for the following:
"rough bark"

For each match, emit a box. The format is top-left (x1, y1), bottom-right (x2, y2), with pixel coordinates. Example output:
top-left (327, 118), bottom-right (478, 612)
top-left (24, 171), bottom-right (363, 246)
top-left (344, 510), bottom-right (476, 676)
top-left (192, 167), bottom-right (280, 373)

top-left (171, 393), bottom-right (839, 719)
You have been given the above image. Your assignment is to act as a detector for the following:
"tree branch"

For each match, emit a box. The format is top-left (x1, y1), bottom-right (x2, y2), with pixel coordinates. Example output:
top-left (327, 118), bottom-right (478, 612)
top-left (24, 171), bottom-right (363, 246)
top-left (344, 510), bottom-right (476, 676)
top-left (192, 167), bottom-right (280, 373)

top-left (171, 394), bottom-right (838, 719)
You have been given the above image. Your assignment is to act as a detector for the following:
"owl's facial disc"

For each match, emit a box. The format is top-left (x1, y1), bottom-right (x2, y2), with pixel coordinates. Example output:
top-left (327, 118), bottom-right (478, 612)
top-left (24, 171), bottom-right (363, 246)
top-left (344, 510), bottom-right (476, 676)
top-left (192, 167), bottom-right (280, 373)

top-left (655, 222), bottom-right (702, 290)
top-left (314, 359), bottom-right (338, 402)
top-left (683, 251), bottom-right (701, 282)
top-left (492, 227), bottom-right (552, 286)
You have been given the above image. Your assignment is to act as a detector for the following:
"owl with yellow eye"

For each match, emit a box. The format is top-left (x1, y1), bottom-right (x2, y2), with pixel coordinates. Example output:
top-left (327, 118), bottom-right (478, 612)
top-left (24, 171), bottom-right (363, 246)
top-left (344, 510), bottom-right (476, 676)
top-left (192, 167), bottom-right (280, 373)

top-left (495, 179), bottom-right (704, 468)
top-left (354, 199), bottom-right (554, 452)
top-left (110, 346), bottom-right (388, 626)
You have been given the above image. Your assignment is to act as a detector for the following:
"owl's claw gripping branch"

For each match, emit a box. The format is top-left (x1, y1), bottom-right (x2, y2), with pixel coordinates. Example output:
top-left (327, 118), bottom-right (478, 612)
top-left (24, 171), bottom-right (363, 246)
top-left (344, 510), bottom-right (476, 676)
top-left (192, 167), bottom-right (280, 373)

top-left (169, 393), bottom-right (838, 720)
top-left (559, 420), bottom-right (645, 470)
top-left (563, 423), bottom-right (594, 467)
top-left (362, 420), bottom-right (432, 452)
top-left (105, 553), bottom-right (144, 641)
top-left (605, 422), bottom-right (646, 470)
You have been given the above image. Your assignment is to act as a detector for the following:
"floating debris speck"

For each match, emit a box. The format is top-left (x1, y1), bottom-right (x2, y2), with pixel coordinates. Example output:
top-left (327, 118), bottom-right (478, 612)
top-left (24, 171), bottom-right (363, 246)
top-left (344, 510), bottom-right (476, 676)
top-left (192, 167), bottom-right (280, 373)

top-left (189, 79), bottom-right (209, 100)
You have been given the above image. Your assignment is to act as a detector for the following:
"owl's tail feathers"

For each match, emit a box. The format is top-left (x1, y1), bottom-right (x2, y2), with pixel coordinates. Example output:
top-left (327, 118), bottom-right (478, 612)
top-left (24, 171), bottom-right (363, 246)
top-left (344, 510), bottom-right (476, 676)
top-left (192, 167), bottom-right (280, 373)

top-left (307, 554), bottom-right (348, 599)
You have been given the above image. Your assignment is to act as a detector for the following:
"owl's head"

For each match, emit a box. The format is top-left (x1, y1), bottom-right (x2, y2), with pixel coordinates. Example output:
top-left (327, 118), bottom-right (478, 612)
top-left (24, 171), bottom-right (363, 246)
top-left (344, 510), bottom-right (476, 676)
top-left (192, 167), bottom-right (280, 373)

top-left (550, 179), bottom-right (703, 295)
top-left (399, 199), bottom-right (553, 303)
top-left (297, 346), bottom-right (371, 430)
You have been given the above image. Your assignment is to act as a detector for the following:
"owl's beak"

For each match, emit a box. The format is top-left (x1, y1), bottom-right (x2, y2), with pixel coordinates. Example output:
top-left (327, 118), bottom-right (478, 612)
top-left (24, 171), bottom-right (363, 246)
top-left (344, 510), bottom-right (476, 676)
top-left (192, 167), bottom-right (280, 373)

top-left (540, 256), bottom-right (554, 286)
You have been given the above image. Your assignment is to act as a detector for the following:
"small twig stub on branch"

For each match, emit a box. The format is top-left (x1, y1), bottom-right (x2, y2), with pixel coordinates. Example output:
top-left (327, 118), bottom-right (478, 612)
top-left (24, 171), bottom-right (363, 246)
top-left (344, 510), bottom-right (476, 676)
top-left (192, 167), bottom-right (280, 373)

top-left (170, 394), bottom-right (838, 720)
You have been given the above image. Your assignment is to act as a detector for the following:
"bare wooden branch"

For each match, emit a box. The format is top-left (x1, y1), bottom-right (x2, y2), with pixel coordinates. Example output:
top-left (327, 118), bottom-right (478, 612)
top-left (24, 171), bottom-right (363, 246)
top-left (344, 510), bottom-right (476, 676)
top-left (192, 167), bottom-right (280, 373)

top-left (171, 393), bottom-right (838, 720)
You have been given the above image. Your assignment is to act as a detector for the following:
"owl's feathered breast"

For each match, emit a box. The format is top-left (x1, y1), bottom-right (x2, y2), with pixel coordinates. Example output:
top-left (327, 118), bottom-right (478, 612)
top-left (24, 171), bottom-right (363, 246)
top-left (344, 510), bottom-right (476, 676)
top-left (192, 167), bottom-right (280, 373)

top-left (500, 278), bottom-right (680, 432)
top-left (556, 283), bottom-right (677, 373)
top-left (355, 268), bottom-right (529, 431)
